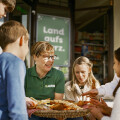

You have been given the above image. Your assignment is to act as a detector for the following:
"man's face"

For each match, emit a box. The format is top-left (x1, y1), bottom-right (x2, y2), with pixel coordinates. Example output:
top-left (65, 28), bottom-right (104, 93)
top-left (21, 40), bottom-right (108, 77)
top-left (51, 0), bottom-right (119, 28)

top-left (0, 2), bottom-right (7, 18)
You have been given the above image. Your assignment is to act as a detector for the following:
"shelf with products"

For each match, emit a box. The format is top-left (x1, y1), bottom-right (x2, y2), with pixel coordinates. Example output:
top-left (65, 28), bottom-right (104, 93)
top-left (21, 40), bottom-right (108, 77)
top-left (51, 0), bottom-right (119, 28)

top-left (75, 31), bottom-right (104, 42)
top-left (74, 44), bottom-right (105, 55)
top-left (74, 50), bottom-right (103, 67)
top-left (74, 31), bottom-right (107, 82)
top-left (75, 41), bottom-right (105, 55)
top-left (75, 43), bottom-right (103, 47)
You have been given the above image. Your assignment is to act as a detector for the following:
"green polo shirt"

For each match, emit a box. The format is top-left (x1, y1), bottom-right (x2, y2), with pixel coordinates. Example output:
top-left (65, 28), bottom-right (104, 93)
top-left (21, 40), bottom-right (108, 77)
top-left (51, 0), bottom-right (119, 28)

top-left (25, 65), bottom-right (65, 100)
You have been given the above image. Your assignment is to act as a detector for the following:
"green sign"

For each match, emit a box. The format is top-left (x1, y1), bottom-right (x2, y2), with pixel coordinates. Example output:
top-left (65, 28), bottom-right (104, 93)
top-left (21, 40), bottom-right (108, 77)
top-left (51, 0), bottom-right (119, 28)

top-left (16, 6), bottom-right (27, 14)
top-left (37, 14), bottom-right (70, 66)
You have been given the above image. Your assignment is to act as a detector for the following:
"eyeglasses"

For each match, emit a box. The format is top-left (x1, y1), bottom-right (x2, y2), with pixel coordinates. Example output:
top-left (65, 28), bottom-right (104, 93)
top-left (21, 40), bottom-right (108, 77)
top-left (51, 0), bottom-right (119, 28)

top-left (40, 55), bottom-right (57, 60)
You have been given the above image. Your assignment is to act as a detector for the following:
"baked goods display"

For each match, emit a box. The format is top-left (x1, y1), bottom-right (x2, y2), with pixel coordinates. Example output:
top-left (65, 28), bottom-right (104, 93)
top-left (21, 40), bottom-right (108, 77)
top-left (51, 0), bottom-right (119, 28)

top-left (28, 97), bottom-right (89, 119)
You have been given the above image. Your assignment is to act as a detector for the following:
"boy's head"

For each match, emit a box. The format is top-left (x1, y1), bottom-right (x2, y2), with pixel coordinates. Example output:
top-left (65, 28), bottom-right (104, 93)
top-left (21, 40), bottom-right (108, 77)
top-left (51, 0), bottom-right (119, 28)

top-left (0, 0), bottom-right (16, 18)
top-left (0, 20), bottom-right (29, 50)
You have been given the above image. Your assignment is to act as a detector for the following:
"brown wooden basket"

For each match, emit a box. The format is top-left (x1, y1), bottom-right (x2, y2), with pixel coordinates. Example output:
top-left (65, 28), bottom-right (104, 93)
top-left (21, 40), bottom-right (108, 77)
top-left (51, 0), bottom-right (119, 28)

top-left (33, 109), bottom-right (89, 120)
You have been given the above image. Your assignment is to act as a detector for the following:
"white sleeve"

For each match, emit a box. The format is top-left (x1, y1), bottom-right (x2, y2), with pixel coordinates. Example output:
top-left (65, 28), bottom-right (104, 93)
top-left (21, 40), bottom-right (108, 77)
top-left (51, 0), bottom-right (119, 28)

top-left (98, 74), bottom-right (119, 99)
top-left (102, 87), bottom-right (120, 120)
top-left (101, 116), bottom-right (110, 120)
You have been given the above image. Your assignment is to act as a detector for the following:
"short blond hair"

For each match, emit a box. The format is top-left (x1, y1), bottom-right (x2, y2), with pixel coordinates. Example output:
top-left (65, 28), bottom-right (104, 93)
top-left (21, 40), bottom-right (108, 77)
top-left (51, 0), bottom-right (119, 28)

top-left (0, 0), bottom-right (16, 12)
top-left (31, 41), bottom-right (54, 57)
top-left (0, 20), bottom-right (29, 49)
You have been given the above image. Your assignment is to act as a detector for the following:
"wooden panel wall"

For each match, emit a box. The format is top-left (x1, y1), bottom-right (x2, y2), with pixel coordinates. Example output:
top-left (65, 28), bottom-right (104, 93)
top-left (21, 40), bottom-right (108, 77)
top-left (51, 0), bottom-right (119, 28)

top-left (114, 0), bottom-right (120, 50)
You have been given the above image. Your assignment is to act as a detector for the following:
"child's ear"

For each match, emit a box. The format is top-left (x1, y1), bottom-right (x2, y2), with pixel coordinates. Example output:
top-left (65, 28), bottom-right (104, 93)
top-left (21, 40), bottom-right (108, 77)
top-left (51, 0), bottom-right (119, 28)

top-left (19, 36), bottom-right (24, 46)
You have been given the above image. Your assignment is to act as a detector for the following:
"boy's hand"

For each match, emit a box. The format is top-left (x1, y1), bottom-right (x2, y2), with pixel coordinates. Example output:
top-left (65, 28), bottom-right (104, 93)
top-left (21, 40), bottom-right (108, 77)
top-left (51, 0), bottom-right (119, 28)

top-left (82, 89), bottom-right (98, 97)
top-left (25, 97), bottom-right (37, 108)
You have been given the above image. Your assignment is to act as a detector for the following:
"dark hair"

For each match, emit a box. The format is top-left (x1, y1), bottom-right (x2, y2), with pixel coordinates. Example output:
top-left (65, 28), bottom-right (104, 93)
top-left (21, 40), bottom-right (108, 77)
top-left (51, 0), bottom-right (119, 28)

top-left (114, 47), bottom-right (120, 62)
top-left (113, 80), bottom-right (120, 97)
top-left (113, 47), bottom-right (120, 97)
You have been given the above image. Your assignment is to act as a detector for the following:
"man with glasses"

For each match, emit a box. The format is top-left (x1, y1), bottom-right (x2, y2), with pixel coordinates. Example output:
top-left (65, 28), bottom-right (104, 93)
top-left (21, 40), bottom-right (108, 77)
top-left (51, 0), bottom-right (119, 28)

top-left (25, 41), bottom-right (65, 120)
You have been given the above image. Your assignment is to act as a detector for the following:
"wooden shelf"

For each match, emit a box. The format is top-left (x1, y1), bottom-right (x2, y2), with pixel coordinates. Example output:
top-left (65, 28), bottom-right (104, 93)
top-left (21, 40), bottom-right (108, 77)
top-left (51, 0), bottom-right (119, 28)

top-left (74, 52), bottom-right (81, 54)
top-left (89, 58), bottom-right (102, 61)
top-left (75, 43), bottom-right (104, 47)
top-left (88, 50), bottom-right (103, 53)
top-left (94, 64), bottom-right (103, 67)
top-left (79, 39), bottom-right (104, 41)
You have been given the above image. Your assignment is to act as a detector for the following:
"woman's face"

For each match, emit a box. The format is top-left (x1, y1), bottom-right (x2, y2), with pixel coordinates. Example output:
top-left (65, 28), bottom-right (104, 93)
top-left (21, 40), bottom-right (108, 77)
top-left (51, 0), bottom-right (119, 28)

top-left (0, 2), bottom-right (7, 18)
top-left (113, 57), bottom-right (120, 77)
top-left (34, 51), bottom-right (55, 73)
top-left (74, 64), bottom-right (90, 85)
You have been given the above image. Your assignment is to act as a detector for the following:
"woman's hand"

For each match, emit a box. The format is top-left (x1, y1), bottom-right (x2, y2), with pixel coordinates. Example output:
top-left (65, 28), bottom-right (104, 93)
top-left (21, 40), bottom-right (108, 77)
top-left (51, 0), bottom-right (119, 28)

top-left (25, 97), bottom-right (37, 108)
top-left (90, 98), bottom-right (112, 116)
top-left (89, 105), bottom-right (104, 120)
top-left (82, 89), bottom-right (98, 98)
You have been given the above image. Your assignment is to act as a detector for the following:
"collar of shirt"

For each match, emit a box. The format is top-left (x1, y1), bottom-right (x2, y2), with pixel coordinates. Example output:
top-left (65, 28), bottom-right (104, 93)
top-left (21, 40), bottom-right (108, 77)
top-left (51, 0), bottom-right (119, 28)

top-left (30, 65), bottom-right (53, 78)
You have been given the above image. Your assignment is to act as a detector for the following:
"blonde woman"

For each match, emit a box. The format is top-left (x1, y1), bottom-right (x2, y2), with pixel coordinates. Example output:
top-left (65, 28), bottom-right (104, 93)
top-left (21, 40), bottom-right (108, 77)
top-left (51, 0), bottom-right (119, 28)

top-left (65, 56), bottom-right (100, 102)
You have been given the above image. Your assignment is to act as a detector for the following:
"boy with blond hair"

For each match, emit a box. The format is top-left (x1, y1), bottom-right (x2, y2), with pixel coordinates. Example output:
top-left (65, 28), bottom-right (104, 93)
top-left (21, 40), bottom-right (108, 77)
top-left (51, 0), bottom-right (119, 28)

top-left (0, 0), bottom-right (16, 19)
top-left (0, 20), bottom-right (29, 120)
